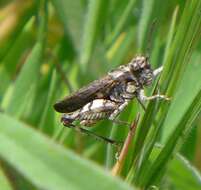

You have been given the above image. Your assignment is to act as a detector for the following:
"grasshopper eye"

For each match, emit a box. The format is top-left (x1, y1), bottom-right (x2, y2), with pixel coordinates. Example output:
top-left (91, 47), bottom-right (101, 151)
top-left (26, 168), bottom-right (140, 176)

top-left (129, 56), bottom-right (149, 72)
top-left (129, 62), bottom-right (139, 71)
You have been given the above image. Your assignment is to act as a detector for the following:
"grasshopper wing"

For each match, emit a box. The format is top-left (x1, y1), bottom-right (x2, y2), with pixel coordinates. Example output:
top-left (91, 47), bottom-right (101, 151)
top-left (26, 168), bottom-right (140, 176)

top-left (54, 75), bottom-right (116, 113)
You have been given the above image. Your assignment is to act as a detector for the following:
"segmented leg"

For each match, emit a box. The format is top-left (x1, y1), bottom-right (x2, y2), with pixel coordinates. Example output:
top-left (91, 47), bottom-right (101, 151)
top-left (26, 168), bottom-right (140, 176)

top-left (138, 89), bottom-right (170, 103)
top-left (64, 123), bottom-right (123, 147)
top-left (109, 99), bottom-right (130, 120)
top-left (110, 81), bottom-right (137, 102)
top-left (61, 99), bottom-right (120, 126)
top-left (109, 81), bottom-right (137, 121)
top-left (80, 120), bottom-right (97, 127)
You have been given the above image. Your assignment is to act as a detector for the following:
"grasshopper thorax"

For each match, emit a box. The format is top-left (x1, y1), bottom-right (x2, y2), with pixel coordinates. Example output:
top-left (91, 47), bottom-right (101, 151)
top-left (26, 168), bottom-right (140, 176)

top-left (129, 56), bottom-right (153, 86)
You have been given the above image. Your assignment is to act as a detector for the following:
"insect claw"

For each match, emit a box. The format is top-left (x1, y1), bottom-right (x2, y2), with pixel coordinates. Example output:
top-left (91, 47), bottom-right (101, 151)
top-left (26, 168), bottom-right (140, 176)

top-left (155, 94), bottom-right (171, 101)
top-left (164, 96), bottom-right (171, 101)
top-left (115, 151), bottom-right (120, 160)
top-left (61, 116), bottom-right (73, 127)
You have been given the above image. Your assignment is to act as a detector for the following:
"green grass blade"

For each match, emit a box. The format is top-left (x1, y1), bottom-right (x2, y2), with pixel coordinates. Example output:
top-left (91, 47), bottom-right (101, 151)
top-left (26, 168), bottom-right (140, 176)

top-left (106, 0), bottom-right (137, 46)
top-left (1, 17), bottom-right (34, 77)
top-left (108, 27), bottom-right (136, 68)
top-left (5, 1), bottom-right (47, 118)
top-left (162, 6), bottom-right (179, 65)
top-left (146, 2), bottom-right (201, 172)
top-left (5, 42), bottom-right (44, 117)
top-left (148, 8), bottom-right (201, 183)
top-left (161, 52), bottom-right (201, 142)
top-left (140, 145), bottom-right (201, 189)
top-left (143, 88), bottom-right (201, 187)
top-left (105, 123), bottom-right (118, 169)
top-left (51, 0), bottom-right (83, 51)
top-left (38, 70), bottom-right (57, 131)
top-left (0, 167), bottom-right (13, 190)
top-left (80, 0), bottom-right (107, 69)
top-left (160, 0), bottom-right (201, 95)
top-left (167, 154), bottom-right (201, 190)
top-left (137, 0), bottom-right (155, 52)
top-left (0, 113), bottom-right (134, 190)
top-left (0, 2), bottom-right (36, 61)
top-left (126, 97), bottom-right (159, 183)
top-left (127, 7), bottom-right (179, 184)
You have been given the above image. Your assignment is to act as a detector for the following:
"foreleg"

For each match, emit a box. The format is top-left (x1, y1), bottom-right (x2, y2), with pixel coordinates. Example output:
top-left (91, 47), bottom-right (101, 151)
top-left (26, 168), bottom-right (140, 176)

top-left (138, 89), bottom-right (170, 103)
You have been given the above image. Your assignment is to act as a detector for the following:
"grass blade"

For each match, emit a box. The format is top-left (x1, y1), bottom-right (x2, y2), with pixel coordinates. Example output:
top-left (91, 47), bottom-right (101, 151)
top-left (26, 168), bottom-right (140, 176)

top-left (0, 1), bottom-right (36, 61)
top-left (80, 0), bottom-right (107, 69)
top-left (38, 70), bottom-right (57, 131)
top-left (0, 113), bottom-right (134, 190)
top-left (167, 154), bottom-right (201, 190)
top-left (51, 0), bottom-right (83, 51)
top-left (144, 88), bottom-right (201, 187)
top-left (161, 52), bottom-right (201, 142)
top-left (5, 42), bottom-right (44, 117)
top-left (5, 1), bottom-right (48, 117)
top-left (137, 0), bottom-right (155, 52)
top-left (106, 0), bottom-right (137, 46)
top-left (0, 167), bottom-right (13, 190)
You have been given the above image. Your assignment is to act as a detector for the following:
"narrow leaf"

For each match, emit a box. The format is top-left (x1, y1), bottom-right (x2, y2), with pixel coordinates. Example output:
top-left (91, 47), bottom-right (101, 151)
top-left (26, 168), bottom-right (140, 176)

top-left (0, 167), bottom-right (13, 190)
top-left (0, 113), bottom-right (133, 190)
top-left (106, 0), bottom-right (137, 45)
top-left (167, 154), bottom-right (201, 190)
top-left (144, 88), bottom-right (201, 187)
top-left (80, 0), bottom-right (107, 68)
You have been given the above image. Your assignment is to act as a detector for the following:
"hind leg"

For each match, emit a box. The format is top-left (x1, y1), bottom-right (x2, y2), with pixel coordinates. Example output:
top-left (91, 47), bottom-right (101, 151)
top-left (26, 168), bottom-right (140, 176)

top-left (80, 120), bottom-right (98, 127)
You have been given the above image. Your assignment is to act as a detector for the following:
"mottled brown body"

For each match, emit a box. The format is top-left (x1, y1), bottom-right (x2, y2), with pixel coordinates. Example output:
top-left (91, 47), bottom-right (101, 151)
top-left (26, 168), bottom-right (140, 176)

top-left (54, 56), bottom-right (167, 127)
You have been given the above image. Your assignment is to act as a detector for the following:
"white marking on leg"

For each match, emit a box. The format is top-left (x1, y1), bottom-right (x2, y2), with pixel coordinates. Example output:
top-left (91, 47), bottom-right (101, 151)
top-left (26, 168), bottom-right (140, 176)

top-left (62, 111), bottom-right (79, 121)
top-left (89, 99), bottom-right (117, 110)
top-left (81, 102), bottom-right (91, 112)
top-left (81, 99), bottom-right (105, 112)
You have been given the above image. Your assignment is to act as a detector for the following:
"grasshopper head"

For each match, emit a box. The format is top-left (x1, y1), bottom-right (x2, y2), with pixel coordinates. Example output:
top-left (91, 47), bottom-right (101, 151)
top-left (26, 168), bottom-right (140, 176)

top-left (129, 56), bottom-right (154, 86)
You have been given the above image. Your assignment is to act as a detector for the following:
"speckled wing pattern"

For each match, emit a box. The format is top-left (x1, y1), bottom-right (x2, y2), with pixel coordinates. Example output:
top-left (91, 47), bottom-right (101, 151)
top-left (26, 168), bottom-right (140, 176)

top-left (54, 75), bottom-right (117, 113)
top-left (53, 66), bottom-right (135, 113)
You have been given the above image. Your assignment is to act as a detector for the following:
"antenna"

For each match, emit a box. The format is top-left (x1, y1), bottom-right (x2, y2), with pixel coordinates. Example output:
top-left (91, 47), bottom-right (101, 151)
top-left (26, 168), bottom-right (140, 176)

top-left (146, 19), bottom-right (157, 59)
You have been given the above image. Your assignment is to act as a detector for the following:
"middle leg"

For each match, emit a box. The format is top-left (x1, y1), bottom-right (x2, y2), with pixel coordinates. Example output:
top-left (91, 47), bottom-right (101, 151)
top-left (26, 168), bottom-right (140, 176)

top-left (109, 99), bottom-right (130, 121)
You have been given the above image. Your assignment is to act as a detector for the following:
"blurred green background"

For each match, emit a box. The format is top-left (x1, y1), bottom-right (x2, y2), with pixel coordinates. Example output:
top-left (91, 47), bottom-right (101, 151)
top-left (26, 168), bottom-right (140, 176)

top-left (0, 0), bottom-right (201, 189)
